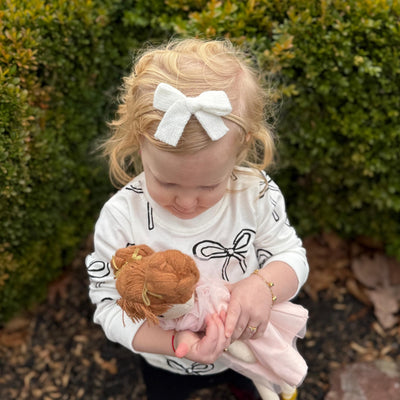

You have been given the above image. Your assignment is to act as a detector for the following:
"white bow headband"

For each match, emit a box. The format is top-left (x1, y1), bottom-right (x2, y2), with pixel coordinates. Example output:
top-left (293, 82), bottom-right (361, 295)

top-left (153, 83), bottom-right (232, 147)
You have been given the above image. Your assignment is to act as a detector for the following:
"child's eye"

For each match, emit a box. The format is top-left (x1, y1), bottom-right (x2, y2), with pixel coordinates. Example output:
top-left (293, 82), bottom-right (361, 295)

top-left (201, 184), bottom-right (218, 191)
top-left (156, 178), bottom-right (175, 188)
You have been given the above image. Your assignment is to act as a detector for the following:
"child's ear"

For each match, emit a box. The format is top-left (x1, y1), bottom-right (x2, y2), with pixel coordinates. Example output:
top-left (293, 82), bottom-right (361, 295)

top-left (245, 132), bottom-right (251, 142)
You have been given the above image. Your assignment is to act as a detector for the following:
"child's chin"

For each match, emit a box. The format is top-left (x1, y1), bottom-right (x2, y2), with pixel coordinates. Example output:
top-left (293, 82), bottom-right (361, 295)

top-left (168, 207), bottom-right (204, 219)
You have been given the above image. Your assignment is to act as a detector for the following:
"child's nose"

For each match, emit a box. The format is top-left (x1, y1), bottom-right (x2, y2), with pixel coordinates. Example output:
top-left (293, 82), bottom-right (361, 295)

top-left (175, 193), bottom-right (198, 209)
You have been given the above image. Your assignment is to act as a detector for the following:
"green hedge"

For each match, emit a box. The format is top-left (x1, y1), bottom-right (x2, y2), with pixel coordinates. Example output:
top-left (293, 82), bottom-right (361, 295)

top-left (0, 0), bottom-right (172, 323)
top-left (160, 0), bottom-right (400, 258)
top-left (2, 0), bottom-right (400, 323)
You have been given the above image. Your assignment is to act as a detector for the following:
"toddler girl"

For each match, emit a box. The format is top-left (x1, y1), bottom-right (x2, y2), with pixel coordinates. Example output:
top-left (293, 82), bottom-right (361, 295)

top-left (86, 38), bottom-right (309, 400)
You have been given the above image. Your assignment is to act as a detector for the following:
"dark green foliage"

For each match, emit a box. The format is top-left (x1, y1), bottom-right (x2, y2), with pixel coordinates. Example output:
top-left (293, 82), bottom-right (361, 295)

top-left (162, 0), bottom-right (400, 258)
top-left (2, 0), bottom-right (400, 323)
top-left (279, 1), bottom-right (399, 251)
top-left (0, 0), bottom-right (172, 323)
top-left (267, 1), bottom-right (400, 257)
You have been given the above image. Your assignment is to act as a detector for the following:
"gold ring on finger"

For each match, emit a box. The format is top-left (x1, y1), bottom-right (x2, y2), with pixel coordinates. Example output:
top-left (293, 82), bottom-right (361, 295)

top-left (247, 325), bottom-right (257, 334)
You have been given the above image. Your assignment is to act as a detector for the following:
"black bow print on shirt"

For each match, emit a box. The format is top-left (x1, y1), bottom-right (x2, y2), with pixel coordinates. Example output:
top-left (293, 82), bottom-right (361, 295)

top-left (126, 184), bottom-right (154, 231)
top-left (87, 260), bottom-right (112, 302)
top-left (257, 248), bottom-right (273, 268)
top-left (126, 184), bottom-right (143, 194)
top-left (192, 229), bottom-right (255, 281)
top-left (166, 359), bottom-right (214, 375)
top-left (87, 260), bottom-right (111, 280)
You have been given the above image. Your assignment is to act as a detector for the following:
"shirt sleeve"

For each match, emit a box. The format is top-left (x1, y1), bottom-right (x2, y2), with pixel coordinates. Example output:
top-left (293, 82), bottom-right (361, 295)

top-left (254, 176), bottom-right (309, 296)
top-left (85, 202), bottom-right (144, 352)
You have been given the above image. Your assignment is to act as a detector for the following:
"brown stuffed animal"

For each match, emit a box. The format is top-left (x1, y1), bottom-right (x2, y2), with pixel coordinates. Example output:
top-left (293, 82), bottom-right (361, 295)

top-left (111, 244), bottom-right (200, 325)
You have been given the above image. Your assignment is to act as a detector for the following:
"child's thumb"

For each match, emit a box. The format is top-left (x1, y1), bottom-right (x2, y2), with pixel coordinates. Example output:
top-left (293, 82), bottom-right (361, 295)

top-left (175, 343), bottom-right (189, 358)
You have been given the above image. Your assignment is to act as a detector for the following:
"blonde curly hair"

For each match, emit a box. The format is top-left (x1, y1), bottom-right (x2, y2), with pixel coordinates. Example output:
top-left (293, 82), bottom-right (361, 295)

top-left (102, 38), bottom-right (276, 188)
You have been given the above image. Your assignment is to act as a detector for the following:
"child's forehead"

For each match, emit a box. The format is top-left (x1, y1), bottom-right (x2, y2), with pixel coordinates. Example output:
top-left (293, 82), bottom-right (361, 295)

top-left (142, 132), bottom-right (239, 182)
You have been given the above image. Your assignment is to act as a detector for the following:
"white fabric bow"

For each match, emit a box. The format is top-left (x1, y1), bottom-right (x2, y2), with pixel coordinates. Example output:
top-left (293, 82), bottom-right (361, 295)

top-left (153, 83), bottom-right (232, 146)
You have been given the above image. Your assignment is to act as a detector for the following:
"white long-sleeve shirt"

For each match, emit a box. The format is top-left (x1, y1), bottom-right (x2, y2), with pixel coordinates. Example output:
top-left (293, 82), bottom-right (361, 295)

top-left (85, 167), bottom-right (309, 375)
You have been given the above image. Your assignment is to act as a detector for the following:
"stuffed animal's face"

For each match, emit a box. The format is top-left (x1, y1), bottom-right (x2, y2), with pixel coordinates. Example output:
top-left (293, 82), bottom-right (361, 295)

top-left (159, 294), bottom-right (195, 320)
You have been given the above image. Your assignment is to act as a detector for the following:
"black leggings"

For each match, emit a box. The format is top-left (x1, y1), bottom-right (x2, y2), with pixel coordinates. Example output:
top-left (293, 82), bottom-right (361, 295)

top-left (140, 358), bottom-right (259, 400)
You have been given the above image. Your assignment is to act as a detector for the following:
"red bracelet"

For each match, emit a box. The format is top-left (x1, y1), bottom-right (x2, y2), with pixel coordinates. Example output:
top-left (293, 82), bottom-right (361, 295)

top-left (171, 333), bottom-right (176, 353)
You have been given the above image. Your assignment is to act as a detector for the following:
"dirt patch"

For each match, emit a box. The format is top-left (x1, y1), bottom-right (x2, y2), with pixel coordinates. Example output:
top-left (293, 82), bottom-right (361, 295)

top-left (0, 235), bottom-right (399, 400)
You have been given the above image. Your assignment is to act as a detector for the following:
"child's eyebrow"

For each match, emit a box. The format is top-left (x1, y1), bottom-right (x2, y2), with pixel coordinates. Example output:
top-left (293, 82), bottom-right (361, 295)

top-left (200, 183), bottom-right (219, 188)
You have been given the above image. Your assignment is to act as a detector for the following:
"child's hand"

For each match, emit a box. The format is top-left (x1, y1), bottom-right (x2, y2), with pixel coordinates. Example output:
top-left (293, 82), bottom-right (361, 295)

top-left (224, 274), bottom-right (273, 342)
top-left (174, 313), bottom-right (230, 364)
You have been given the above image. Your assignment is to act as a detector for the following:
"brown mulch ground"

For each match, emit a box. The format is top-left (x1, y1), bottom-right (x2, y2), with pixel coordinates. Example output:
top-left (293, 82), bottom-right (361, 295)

top-left (1, 234), bottom-right (399, 400)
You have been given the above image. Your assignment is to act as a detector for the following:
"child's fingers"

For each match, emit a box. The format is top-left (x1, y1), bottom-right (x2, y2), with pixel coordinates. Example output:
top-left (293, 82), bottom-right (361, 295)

top-left (199, 314), bottom-right (219, 352)
top-left (214, 313), bottom-right (232, 351)
top-left (175, 342), bottom-right (189, 358)
top-left (220, 309), bottom-right (227, 323)
top-left (224, 299), bottom-right (241, 339)
top-left (252, 320), bottom-right (268, 340)
top-left (178, 315), bottom-right (230, 363)
top-left (209, 314), bottom-right (231, 356)
top-left (201, 314), bottom-right (227, 355)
